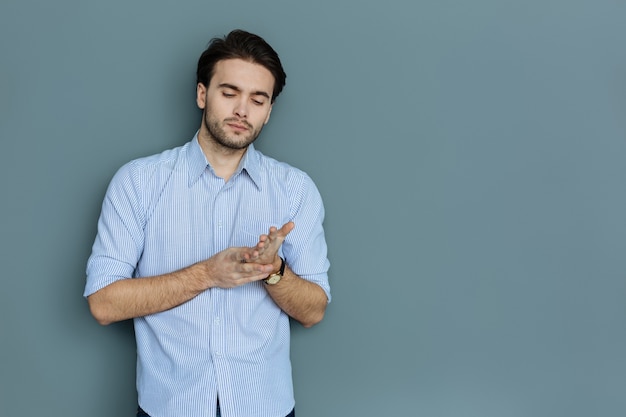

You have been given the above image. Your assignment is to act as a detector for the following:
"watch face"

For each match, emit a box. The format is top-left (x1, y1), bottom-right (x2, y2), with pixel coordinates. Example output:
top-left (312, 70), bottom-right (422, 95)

top-left (266, 274), bottom-right (282, 285)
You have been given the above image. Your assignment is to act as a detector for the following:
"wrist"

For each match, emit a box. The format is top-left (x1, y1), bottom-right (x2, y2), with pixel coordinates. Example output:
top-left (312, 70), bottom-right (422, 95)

top-left (186, 261), bottom-right (211, 292)
top-left (264, 256), bottom-right (285, 285)
top-left (271, 256), bottom-right (283, 275)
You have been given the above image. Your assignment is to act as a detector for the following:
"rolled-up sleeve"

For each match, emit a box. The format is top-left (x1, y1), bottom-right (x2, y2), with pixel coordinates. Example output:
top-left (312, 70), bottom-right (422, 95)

top-left (84, 162), bottom-right (145, 297)
top-left (284, 173), bottom-right (331, 302)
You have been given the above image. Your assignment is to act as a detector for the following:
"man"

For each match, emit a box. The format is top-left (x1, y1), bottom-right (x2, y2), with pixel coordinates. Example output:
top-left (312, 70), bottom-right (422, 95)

top-left (84, 29), bottom-right (331, 417)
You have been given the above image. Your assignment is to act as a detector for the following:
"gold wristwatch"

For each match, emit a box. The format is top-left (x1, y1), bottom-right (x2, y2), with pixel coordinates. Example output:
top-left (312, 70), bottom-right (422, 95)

top-left (264, 257), bottom-right (285, 285)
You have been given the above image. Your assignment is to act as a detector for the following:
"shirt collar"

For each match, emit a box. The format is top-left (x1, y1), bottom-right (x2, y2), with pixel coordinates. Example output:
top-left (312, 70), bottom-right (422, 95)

top-left (187, 133), bottom-right (262, 190)
top-left (238, 143), bottom-right (262, 190)
top-left (187, 134), bottom-right (209, 186)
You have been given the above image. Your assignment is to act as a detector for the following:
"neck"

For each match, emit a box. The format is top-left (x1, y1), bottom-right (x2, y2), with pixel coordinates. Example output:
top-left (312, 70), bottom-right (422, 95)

top-left (197, 131), bottom-right (247, 182)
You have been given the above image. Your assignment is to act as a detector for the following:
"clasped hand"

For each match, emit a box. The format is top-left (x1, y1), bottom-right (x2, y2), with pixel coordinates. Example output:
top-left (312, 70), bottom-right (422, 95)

top-left (203, 222), bottom-right (295, 289)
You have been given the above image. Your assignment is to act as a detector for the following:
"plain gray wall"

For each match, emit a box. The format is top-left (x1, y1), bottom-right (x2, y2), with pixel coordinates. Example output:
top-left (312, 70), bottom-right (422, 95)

top-left (2, 0), bottom-right (626, 416)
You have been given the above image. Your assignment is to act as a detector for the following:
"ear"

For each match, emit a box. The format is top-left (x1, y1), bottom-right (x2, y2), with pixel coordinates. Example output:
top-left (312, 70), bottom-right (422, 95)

top-left (264, 104), bottom-right (273, 125)
top-left (196, 83), bottom-right (207, 109)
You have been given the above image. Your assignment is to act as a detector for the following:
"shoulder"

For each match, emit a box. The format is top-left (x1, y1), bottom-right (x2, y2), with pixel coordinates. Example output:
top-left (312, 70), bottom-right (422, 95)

top-left (254, 149), bottom-right (315, 188)
top-left (126, 143), bottom-right (187, 176)
top-left (252, 149), bottom-right (324, 215)
top-left (104, 142), bottom-right (190, 212)
top-left (111, 143), bottom-right (188, 186)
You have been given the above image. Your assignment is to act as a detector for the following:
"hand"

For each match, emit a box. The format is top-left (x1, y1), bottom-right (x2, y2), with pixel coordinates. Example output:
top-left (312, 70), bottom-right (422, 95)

top-left (197, 246), bottom-right (275, 289)
top-left (244, 222), bottom-right (295, 266)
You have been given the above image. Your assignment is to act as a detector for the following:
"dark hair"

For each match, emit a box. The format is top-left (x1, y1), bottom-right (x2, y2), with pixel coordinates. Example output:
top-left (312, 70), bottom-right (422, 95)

top-left (196, 29), bottom-right (287, 102)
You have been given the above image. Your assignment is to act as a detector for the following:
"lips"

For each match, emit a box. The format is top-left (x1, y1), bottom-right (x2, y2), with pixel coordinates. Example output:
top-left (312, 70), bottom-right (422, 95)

top-left (225, 119), bottom-right (251, 131)
top-left (228, 123), bottom-right (248, 131)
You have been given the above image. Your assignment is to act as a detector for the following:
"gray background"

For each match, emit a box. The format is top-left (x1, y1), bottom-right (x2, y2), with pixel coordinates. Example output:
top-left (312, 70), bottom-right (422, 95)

top-left (1, 0), bottom-right (625, 416)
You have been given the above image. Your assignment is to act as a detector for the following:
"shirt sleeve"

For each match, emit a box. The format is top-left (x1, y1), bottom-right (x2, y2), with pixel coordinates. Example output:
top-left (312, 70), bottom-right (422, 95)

top-left (84, 161), bottom-right (146, 297)
top-left (283, 173), bottom-right (331, 302)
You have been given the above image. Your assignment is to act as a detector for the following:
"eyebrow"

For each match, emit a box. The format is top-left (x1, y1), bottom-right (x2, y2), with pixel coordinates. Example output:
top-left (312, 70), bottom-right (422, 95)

top-left (218, 83), bottom-right (271, 100)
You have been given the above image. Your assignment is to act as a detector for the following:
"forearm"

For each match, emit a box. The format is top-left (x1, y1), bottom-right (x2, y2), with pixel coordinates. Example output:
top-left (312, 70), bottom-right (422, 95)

top-left (87, 263), bottom-right (207, 325)
top-left (88, 247), bottom-right (276, 325)
top-left (265, 266), bottom-right (328, 328)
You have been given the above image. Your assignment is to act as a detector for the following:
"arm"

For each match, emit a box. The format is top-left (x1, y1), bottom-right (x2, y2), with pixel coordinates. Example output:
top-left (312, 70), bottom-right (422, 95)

top-left (248, 222), bottom-right (329, 328)
top-left (265, 263), bottom-right (328, 328)
top-left (86, 160), bottom-right (278, 325)
top-left (88, 246), bottom-right (276, 325)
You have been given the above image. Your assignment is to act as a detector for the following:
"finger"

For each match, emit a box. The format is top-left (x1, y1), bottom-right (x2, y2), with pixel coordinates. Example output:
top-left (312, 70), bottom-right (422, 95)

top-left (237, 246), bottom-right (262, 264)
top-left (240, 261), bottom-right (274, 273)
top-left (278, 221), bottom-right (295, 237)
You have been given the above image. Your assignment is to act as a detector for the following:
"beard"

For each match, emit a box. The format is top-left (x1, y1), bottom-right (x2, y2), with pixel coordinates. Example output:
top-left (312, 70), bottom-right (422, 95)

top-left (202, 109), bottom-right (264, 151)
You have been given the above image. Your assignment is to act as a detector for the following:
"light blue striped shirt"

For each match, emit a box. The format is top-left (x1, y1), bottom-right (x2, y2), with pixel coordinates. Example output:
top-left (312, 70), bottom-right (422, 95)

top-left (85, 135), bottom-right (330, 417)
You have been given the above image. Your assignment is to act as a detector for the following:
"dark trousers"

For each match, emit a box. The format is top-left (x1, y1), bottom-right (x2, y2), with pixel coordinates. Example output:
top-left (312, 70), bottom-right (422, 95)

top-left (137, 406), bottom-right (295, 417)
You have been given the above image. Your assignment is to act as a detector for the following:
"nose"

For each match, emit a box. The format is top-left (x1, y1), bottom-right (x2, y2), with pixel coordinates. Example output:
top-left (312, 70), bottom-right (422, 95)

top-left (233, 99), bottom-right (248, 118)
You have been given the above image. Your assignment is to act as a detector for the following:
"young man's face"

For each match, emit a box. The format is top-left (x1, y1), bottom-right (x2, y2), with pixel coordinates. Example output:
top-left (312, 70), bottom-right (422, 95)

top-left (197, 58), bottom-right (275, 150)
